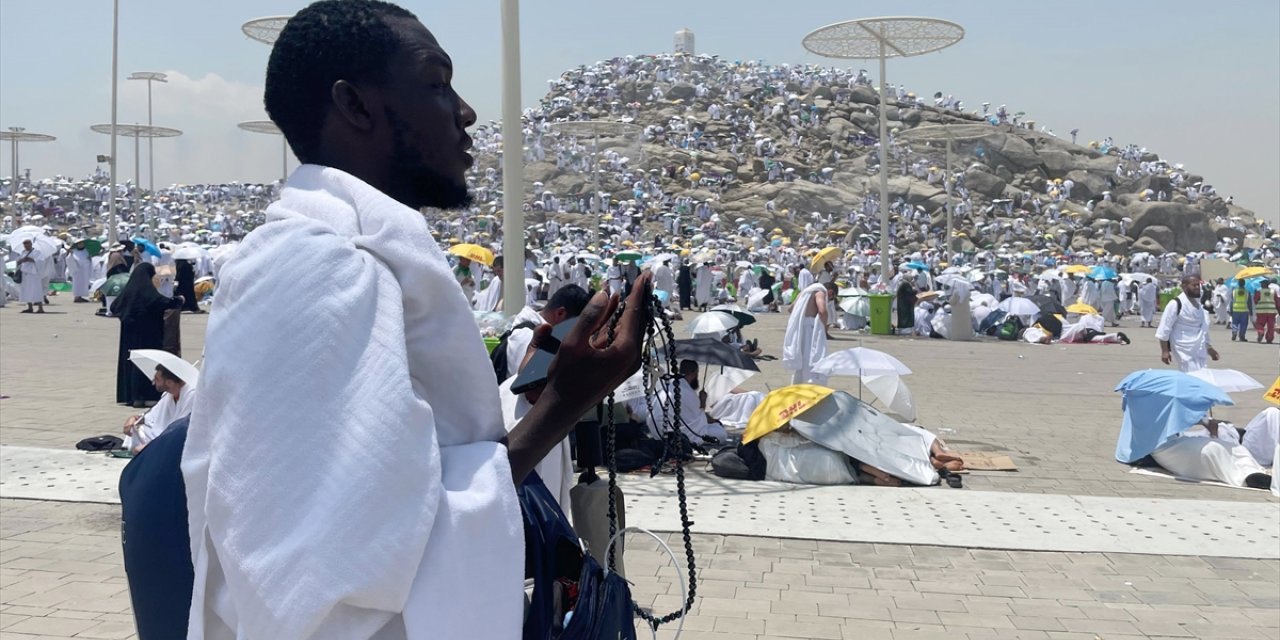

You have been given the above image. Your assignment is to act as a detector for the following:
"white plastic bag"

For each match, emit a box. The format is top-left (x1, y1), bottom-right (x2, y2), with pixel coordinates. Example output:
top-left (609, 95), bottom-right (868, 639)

top-left (758, 431), bottom-right (857, 485)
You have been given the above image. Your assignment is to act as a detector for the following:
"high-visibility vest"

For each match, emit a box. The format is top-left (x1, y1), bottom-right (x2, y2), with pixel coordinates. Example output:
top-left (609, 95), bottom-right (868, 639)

top-left (1256, 289), bottom-right (1277, 314)
top-left (1232, 289), bottom-right (1251, 313)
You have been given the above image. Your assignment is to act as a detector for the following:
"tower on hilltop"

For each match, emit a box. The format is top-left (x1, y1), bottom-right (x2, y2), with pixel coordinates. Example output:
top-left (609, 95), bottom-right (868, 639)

top-left (674, 28), bottom-right (695, 55)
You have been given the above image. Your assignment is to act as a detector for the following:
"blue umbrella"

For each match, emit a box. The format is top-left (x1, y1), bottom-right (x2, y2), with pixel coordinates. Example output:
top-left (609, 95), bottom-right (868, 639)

top-left (131, 237), bottom-right (162, 258)
top-left (1089, 265), bottom-right (1117, 280)
top-left (1113, 369), bottom-right (1233, 463)
top-left (1224, 276), bottom-right (1267, 295)
top-left (904, 261), bottom-right (928, 270)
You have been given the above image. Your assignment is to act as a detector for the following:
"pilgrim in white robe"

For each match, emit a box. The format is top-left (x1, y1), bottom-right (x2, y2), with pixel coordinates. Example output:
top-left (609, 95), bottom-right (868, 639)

top-left (1138, 281), bottom-right (1158, 324)
top-left (693, 265), bottom-right (713, 307)
top-left (476, 274), bottom-right (503, 312)
top-left (654, 264), bottom-right (676, 306)
top-left (1152, 423), bottom-right (1268, 487)
top-left (1242, 407), bottom-right (1279, 467)
top-left (69, 249), bottom-right (93, 298)
top-left (947, 280), bottom-right (974, 340)
top-left (1154, 293), bottom-right (1212, 372)
top-left (183, 165), bottom-right (523, 640)
top-left (633, 377), bottom-right (730, 443)
top-left (782, 283), bottom-right (829, 385)
top-left (124, 385), bottom-right (198, 451)
top-left (797, 267), bottom-right (815, 291)
top-left (17, 251), bottom-right (44, 304)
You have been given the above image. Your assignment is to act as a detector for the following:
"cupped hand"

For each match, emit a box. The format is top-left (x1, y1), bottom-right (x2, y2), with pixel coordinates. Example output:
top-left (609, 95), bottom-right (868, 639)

top-left (541, 272), bottom-right (654, 419)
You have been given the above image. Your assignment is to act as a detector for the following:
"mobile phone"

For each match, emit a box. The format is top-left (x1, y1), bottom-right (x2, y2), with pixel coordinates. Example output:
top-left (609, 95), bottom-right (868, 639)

top-left (510, 316), bottom-right (579, 395)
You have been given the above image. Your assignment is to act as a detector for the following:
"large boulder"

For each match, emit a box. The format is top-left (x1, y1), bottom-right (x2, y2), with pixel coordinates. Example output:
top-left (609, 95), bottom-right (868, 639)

top-left (979, 133), bottom-right (1041, 171)
top-left (964, 167), bottom-right (1007, 198)
top-left (1138, 225), bottom-right (1175, 250)
top-left (667, 83), bottom-right (696, 101)
top-left (849, 86), bottom-right (879, 105)
top-left (1128, 201), bottom-right (1219, 253)
top-left (1038, 149), bottom-right (1076, 177)
top-left (1132, 236), bottom-right (1167, 254)
top-left (1064, 170), bottom-right (1106, 201)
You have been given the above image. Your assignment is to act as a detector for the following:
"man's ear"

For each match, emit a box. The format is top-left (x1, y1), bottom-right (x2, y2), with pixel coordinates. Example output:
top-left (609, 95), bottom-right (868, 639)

top-left (331, 80), bottom-right (376, 131)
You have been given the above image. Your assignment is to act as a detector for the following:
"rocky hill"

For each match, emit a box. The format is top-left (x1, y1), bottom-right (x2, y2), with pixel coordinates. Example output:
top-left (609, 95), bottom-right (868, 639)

top-left (469, 54), bottom-right (1270, 256)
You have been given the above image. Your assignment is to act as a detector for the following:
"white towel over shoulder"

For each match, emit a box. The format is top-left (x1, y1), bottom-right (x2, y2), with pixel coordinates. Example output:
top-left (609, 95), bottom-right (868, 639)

top-left (182, 165), bottom-right (523, 639)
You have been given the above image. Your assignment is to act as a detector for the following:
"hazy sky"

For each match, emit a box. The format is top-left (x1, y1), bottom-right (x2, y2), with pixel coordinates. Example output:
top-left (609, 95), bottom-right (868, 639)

top-left (2, 0), bottom-right (1277, 224)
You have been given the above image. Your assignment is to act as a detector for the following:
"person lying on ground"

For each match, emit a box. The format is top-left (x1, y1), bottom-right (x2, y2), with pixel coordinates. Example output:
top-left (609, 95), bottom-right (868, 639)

top-left (1151, 417), bottom-right (1272, 489)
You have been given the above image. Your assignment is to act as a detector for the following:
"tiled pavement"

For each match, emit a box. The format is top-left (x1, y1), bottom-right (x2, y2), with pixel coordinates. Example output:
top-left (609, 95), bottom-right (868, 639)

top-left (0, 500), bottom-right (1277, 640)
top-left (1, 300), bottom-right (1278, 638)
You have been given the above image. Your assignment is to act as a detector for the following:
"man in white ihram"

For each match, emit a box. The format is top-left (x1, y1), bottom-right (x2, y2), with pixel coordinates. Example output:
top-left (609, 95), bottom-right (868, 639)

top-left (1155, 274), bottom-right (1219, 373)
top-left (181, 2), bottom-right (650, 637)
top-left (783, 281), bottom-right (836, 385)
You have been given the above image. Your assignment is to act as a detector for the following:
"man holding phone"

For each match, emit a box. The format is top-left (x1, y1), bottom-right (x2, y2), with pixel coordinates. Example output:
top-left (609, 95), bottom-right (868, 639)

top-left (180, 2), bottom-right (652, 638)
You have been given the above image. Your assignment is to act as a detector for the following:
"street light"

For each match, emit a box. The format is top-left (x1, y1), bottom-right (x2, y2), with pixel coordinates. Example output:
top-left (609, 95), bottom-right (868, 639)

top-left (546, 121), bottom-right (643, 243)
top-left (802, 16), bottom-right (964, 281)
top-left (894, 123), bottom-right (991, 256)
top-left (0, 127), bottom-right (56, 183)
top-left (237, 120), bottom-right (289, 183)
top-left (90, 124), bottom-right (182, 240)
top-left (128, 71), bottom-right (168, 193)
top-left (499, 0), bottom-right (524, 316)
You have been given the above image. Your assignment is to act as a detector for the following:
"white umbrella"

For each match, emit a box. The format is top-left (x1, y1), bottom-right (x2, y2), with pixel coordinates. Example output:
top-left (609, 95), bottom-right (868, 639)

top-left (687, 310), bottom-right (739, 336)
top-left (812, 347), bottom-right (912, 377)
top-left (1188, 369), bottom-right (1264, 394)
top-left (863, 374), bottom-right (917, 422)
top-left (7, 227), bottom-right (58, 259)
top-left (172, 245), bottom-right (208, 261)
top-left (997, 297), bottom-right (1040, 317)
top-left (129, 349), bottom-right (200, 387)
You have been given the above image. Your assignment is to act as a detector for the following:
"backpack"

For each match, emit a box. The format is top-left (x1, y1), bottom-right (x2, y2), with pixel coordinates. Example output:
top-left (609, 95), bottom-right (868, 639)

top-left (997, 316), bottom-right (1024, 341)
top-left (710, 441), bottom-right (766, 480)
top-left (489, 321), bottom-right (539, 382)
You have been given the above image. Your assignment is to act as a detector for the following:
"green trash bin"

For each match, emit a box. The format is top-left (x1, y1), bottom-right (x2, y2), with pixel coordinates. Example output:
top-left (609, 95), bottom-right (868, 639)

top-left (1157, 289), bottom-right (1178, 313)
top-left (869, 294), bottom-right (894, 335)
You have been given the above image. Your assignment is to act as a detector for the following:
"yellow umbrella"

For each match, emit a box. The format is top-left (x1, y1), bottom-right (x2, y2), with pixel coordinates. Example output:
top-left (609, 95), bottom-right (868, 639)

top-left (743, 384), bottom-right (835, 444)
top-left (1235, 266), bottom-right (1274, 280)
top-left (1066, 302), bottom-right (1098, 315)
top-left (448, 243), bottom-right (494, 266)
top-left (810, 246), bottom-right (840, 273)
top-left (1063, 264), bottom-right (1091, 275)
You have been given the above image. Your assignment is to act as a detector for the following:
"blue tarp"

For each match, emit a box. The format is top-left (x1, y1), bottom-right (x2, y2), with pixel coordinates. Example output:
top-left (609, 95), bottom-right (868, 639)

top-left (1113, 369), bottom-right (1233, 463)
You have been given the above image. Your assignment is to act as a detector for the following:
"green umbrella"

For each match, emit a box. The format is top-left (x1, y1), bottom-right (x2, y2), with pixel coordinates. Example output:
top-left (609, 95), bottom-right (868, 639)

top-left (615, 250), bottom-right (643, 262)
top-left (84, 239), bottom-right (103, 257)
top-left (100, 273), bottom-right (130, 297)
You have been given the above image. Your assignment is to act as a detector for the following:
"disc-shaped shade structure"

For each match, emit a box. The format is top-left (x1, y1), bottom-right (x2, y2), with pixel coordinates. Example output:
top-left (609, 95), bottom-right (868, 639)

top-left (802, 17), bottom-right (964, 59)
top-left (90, 124), bottom-right (182, 139)
top-left (242, 16), bottom-right (291, 45)
top-left (0, 130), bottom-right (56, 143)
top-left (237, 120), bottom-right (282, 135)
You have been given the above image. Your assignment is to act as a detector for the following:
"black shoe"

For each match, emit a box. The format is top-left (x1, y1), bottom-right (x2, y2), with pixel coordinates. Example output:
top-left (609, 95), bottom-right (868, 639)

top-left (1244, 473), bottom-right (1272, 490)
top-left (1117, 332), bottom-right (1130, 345)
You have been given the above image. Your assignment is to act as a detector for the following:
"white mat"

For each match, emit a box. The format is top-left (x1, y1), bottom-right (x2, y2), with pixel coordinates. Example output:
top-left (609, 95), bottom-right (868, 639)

top-left (1128, 466), bottom-right (1271, 492)
top-left (4, 445), bottom-right (1278, 558)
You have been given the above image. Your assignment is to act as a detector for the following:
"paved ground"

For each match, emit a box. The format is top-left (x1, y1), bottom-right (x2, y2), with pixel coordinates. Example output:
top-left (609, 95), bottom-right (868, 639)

top-left (1, 298), bottom-right (1277, 638)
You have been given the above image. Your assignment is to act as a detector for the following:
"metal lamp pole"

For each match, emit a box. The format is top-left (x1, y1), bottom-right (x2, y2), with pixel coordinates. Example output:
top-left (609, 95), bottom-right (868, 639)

top-left (128, 72), bottom-right (168, 193)
top-left (500, 0), bottom-right (525, 316)
top-left (802, 16), bottom-right (965, 283)
top-left (896, 123), bottom-right (990, 259)
top-left (109, 0), bottom-right (120, 243)
top-left (237, 120), bottom-right (288, 183)
top-left (92, 124), bottom-right (183, 241)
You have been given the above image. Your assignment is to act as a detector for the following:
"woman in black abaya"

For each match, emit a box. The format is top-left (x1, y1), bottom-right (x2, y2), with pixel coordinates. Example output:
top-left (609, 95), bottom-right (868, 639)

top-left (112, 264), bottom-right (183, 407)
top-left (174, 259), bottom-right (202, 313)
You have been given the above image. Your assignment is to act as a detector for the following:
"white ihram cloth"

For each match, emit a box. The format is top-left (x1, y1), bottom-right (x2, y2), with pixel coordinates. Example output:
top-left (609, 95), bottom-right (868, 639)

top-left (1138, 281), bottom-right (1158, 323)
top-left (1152, 423), bottom-right (1267, 487)
top-left (17, 250), bottom-right (43, 303)
top-left (182, 165), bottom-right (522, 640)
top-left (123, 385), bottom-right (197, 451)
top-left (1154, 293), bottom-right (1211, 372)
top-left (69, 248), bottom-right (93, 298)
top-left (1242, 407), bottom-right (1279, 467)
top-left (476, 274), bottom-right (502, 312)
top-left (499, 376), bottom-right (573, 512)
top-left (783, 283), bottom-right (829, 385)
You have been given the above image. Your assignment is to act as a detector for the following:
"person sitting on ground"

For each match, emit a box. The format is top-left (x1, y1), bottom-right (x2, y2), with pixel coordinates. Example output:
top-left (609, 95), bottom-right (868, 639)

top-left (122, 365), bottom-right (197, 454)
top-left (1151, 417), bottom-right (1272, 489)
top-left (629, 359), bottom-right (729, 445)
